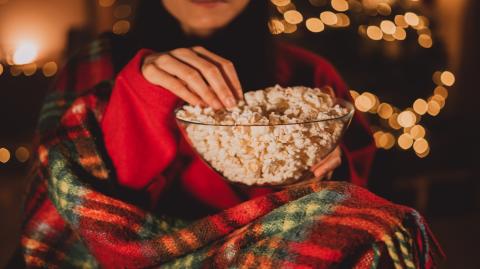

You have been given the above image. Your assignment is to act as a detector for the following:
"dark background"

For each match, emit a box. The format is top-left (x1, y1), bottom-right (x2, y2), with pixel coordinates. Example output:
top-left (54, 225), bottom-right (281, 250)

top-left (1, 0), bottom-right (478, 268)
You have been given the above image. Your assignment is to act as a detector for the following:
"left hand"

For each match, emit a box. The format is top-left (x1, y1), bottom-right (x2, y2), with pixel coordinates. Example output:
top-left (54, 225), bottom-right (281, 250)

top-left (310, 146), bottom-right (342, 179)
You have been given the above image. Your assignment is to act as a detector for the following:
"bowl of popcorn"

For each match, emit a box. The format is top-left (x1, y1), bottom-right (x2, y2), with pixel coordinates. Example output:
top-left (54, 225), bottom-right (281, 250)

top-left (175, 85), bottom-right (355, 187)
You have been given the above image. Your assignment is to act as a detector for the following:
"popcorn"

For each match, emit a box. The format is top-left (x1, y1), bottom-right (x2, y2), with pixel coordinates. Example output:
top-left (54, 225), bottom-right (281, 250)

top-left (176, 85), bottom-right (350, 186)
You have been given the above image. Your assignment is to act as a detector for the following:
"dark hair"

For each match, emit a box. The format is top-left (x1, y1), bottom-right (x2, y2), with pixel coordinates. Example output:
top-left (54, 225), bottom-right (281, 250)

top-left (124, 0), bottom-right (277, 91)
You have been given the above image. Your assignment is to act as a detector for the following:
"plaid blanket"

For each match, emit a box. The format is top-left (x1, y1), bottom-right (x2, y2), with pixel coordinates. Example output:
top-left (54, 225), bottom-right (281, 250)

top-left (21, 39), bottom-right (443, 269)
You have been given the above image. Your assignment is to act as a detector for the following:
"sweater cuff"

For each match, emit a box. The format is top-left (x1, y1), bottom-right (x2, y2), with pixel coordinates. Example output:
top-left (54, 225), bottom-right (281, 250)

top-left (117, 49), bottom-right (181, 110)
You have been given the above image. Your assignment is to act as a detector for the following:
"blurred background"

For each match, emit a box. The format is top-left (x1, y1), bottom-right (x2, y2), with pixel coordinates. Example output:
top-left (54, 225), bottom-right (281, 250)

top-left (0, 0), bottom-right (478, 268)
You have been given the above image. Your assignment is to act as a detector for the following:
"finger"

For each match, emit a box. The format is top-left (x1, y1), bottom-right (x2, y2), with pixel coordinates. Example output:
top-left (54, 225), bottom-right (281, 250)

top-left (141, 63), bottom-right (205, 106)
top-left (326, 171), bottom-right (334, 180)
top-left (169, 48), bottom-right (236, 109)
top-left (153, 53), bottom-right (223, 110)
top-left (192, 46), bottom-right (244, 101)
top-left (310, 147), bottom-right (341, 171)
top-left (313, 156), bottom-right (341, 178)
top-left (322, 86), bottom-right (336, 97)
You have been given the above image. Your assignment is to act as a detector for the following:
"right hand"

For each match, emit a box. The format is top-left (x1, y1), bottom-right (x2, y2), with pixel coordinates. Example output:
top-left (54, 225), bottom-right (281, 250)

top-left (141, 46), bottom-right (243, 110)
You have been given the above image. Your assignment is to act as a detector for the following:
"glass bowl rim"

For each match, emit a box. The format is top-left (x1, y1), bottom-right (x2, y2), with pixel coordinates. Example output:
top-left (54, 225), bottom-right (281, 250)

top-left (175, 98), bottom-right (355, 127)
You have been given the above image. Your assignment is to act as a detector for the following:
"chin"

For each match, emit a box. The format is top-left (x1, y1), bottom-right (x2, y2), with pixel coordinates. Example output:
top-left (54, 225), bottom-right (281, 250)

top-left (188, 17), bottom-right (230, 32)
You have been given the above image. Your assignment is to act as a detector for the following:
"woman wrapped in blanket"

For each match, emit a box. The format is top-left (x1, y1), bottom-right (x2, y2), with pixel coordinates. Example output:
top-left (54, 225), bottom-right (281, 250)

top-left (21, 1), bottom-right (442, 268)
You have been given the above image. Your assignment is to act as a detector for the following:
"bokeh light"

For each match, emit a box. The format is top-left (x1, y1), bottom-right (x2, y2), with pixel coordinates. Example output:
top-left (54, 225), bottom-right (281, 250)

top-left (15, 147), bottom-right (30, 163)
top-left (367, 25), bottom-right (383, 40)
top-left (271, 0), bottom-right (291, 6)
top-left (398, 133), bottom-right (414, 150)
top-left (306, 18), bottom-right (325, 32)
top-left (404, 12), bottom-right (420, 26)
top-left (42, 61), bottom-right (58, 77)
top-left (284, 10), bottom-right (303, 24)
top-left (112, 20), bottom-right (130, 35)
top-left (0, 148), bottom-right (10, 164)
top-left (377, 103), bottom-right (393, 119)
top-left (99, 0), bottom-right (116, 8)
top-left (413, 138), bottom-right (429, 154)
top-left (331, 0), bottom-right (348, 12)
top-left (440, 71), bottom-right (456, 86)
top-left (397, 111), bottom-right (416, 128)
top-left (434, 86), bottom-right (448, 99)
top-left (413, 99), bottom-right (428, 115)
top-left (13, 41), bottom-right (39, 65)
top-left (418, 34), bottom-right (433, 48)
top-left (410, 125), bottom-right (426, 140)
top-left (320, 11), bottom-right (338, 26)
top-left (380, 20), bottom-right (396, 35)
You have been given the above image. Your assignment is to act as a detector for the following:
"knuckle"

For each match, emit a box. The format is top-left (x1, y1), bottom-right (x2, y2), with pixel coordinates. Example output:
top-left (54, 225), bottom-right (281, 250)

top-left (172, 47), bottom-right (190, 55)
top-left (155, 54), bottom-right (171, 65)
top-left (222, 60), bottom-right (234, 69)
top-left (141, 64), bottom-right (156, 77)
top-left (192, 46), bottom-right (204, 51)
top-left (205, 65), bottom-right (220, 76)
top-left (184, 70), bottom-right (200, 81)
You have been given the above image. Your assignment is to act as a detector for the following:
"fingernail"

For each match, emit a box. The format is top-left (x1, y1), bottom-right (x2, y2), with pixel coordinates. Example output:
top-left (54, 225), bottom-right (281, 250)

top-left (226, 97), bottom-right (236, 108)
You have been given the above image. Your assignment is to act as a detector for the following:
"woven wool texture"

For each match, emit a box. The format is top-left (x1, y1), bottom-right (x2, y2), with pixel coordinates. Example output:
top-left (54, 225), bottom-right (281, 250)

top-left (21, 37), bottom-right (442, 268)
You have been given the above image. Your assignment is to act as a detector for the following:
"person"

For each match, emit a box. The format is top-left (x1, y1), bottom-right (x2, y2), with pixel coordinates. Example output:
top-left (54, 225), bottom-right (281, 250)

top-left (21, 1), bottom-right (441, 268)
top-left (99, 0), bottom-right (376, 217)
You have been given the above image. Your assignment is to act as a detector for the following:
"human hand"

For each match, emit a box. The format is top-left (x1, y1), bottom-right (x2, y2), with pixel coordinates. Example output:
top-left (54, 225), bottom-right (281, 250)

top-left (141, 46), bottom-right (243, 110)
top-left (310, 146), bottom-right (342, 180)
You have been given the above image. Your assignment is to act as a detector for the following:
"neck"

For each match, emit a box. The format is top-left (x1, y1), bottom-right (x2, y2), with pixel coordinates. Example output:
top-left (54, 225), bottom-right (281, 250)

top-left (181, 24), bottom-right (217, 38)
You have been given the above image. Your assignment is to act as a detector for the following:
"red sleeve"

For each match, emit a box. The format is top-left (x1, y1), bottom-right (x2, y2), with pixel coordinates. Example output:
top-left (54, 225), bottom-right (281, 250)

top-left (100, 49), bottom-right (182, 194)
top-left (312, 58), bottom-right (376, 187)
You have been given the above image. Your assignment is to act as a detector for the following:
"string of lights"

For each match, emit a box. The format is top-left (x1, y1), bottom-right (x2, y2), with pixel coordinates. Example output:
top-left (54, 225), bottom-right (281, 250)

top-left (0, 0), bottom-right (455, 166)
top-left (269, 0), bottom-right (455, 158)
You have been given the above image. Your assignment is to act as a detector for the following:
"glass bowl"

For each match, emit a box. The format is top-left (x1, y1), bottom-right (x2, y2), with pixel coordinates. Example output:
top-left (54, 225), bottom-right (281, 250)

top-left (175, 98), bottom-right (354, 188)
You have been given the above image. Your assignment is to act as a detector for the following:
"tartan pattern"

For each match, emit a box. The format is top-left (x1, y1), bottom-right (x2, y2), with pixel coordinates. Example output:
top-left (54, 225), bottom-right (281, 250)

top-left (21, 37), bottom-right (443, 268)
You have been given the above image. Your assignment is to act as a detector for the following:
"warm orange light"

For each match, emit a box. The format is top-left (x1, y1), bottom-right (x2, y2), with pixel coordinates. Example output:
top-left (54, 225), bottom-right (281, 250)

top-left (331, 0), bottom-right (349, 12)
top-left (418, 34), bottom-right (433, 48)
top-left (405, 12), bottom-right (420, 26)
top-left (320, 11), bottom-right (338, 26)
top-left (413, 99), bottom-right (428, 115)
top-left (410, 125), bottom-right (426, 139)
top-left (413, 138), bottom-right (429, 154)
top-left (440, 71), bottom-right (455, 86)
top-left (393, 27), bottom-right (407, 40)
top-left (349, 90), bottom-right (360, 99)
top-left (397, 111), bottom-right (416, 128)
top-left (388, 113), bottom-right (402, 130)
top-left (394, 15), bottom-right (408, 28)
top-left (284, 10), bottom-right (303, 24)
top-left (427, 100), bottom-right (441, 116)
top-left (377, 103), bottom-right (393, 119)
top-left (15, 147), bottom-right (30, 163)
top-left (99, 0), bottom-right (116, 8)
top-left (0, 148), bottom-right (10, 164)
top-left (355, 94), bottom-right (374, 112)
top-left (269, 19), bottom-right (285, 34)
top-left (434, 86), bottom-right (449, 99)
top-left (367, 26), bottom-right (383, 40)
top-left (113, 20), bottom-right (131, 35)
top-left (42, 62), bottom-right (58, 77)
top-left (377, 3), bottom-right (392, 16)
top-left (306, 18), bottom-right (325, 33)
top-left (282, 20), bottom-right (298, 33)
top-left (271, 0), bottom-right (291, 6)
top-left (380, 20), bottom-right (396, 35)
top-left (13, 41), bottom-right (39, 65)
top-left (398, 133), bottom-right (414, 150)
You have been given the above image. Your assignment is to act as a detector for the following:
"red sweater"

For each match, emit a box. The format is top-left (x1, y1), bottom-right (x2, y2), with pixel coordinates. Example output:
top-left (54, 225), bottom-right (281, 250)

top-left (100, 43), bottom-right (376, 213)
